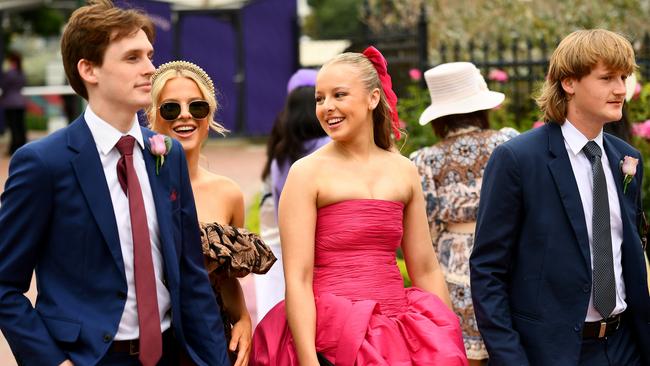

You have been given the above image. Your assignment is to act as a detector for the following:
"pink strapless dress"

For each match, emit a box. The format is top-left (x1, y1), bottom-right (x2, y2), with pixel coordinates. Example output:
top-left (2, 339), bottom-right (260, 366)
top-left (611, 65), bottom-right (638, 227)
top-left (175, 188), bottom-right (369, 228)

top-left (250, 199), bottom-right (467, 365)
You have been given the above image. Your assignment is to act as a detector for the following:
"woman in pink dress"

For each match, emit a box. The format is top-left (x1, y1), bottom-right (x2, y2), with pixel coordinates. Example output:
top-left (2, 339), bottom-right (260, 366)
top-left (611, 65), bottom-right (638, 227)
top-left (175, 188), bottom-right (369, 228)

top-left (250, 47), bottom-right (467, 366)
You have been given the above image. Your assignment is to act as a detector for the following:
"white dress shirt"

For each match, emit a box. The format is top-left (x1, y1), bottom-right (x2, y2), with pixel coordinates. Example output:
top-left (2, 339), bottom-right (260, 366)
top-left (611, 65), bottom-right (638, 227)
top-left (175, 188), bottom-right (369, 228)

top-left (561, 120), bottom-right (626, 321)
top-left (84, 107), bottom-right (171, 339)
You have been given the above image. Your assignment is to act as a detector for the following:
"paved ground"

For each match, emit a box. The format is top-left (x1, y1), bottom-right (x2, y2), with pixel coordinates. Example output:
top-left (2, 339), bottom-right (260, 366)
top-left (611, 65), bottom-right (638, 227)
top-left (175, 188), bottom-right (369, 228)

top-left (0, 131), bottom-right (267, 365)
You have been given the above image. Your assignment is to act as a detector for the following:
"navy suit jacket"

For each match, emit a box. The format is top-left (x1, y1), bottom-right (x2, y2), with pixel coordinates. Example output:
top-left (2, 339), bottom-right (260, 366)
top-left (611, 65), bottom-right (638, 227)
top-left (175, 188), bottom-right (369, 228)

top-left (0, 117), bottom-right (229, 365)
top-left (470, 123), bottom-right (650, 366)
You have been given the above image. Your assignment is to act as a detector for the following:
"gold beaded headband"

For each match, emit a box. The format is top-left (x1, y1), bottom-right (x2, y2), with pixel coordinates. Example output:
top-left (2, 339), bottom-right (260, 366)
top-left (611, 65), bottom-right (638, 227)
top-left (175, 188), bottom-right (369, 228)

top-left (151, 60), bottom-right (215, 97)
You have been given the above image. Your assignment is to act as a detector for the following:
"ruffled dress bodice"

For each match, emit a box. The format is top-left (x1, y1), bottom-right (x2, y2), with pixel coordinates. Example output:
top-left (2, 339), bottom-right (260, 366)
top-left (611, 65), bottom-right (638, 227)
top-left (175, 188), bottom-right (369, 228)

top-left (313, 199), bottom-right (408, 316)
top-left (251, 200), bottom-right (467, 366)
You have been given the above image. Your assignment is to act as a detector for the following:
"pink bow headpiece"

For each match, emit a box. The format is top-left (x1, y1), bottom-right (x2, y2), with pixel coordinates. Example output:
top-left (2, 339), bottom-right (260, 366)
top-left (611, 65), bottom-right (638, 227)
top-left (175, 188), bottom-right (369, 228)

top-left (362, 46), bottom-right (401, 140)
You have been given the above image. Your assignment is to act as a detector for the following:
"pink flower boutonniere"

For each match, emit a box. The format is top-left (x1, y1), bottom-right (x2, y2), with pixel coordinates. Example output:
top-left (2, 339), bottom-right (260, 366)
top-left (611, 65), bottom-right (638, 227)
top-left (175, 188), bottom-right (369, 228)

top-left (149, 134), bottom-right (172, 175)
top-left (621, 156), bottom-right (639, 194)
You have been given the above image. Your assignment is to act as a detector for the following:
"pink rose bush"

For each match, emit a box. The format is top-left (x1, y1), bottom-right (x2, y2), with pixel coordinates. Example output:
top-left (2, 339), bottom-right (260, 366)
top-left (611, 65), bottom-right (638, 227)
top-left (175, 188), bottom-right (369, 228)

top-left (632, 120), bottom-right (650, 140)
top-left (532, 121), bottom-right (545, 129)
top-left (632, 82), bottom-right (642, 100)
top-left (488, 69), bottom-right (508, 83)
top-left (409, 68), bottom-right (422, 81)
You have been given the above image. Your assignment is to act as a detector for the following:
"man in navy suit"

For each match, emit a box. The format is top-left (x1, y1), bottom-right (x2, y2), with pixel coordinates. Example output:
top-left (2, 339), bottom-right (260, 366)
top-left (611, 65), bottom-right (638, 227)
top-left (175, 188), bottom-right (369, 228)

top-left (0, 2), bottom-right (228, 365)
top-left (471, 29), bottom-right (650, 366)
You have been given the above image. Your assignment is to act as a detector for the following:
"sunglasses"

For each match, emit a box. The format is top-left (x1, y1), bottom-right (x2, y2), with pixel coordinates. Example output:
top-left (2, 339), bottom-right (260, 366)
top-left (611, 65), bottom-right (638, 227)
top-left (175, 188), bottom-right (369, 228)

top-left (159, 100), bottom-right (210, 121)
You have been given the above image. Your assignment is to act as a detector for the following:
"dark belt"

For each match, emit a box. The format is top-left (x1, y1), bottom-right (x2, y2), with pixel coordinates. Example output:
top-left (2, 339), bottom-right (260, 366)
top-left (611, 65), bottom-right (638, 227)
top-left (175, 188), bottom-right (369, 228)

top-left (582, 312), bottom-right (623, 339)
top-left (109, 328), bottom-right (174, 355)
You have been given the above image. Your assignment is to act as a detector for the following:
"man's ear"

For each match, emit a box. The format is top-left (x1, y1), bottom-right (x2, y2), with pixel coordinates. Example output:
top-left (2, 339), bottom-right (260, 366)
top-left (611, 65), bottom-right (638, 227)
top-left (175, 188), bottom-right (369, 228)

top-left (561, 77), bottom-right (575, 95)
top-left (77, 59), bottom-right (98, 85)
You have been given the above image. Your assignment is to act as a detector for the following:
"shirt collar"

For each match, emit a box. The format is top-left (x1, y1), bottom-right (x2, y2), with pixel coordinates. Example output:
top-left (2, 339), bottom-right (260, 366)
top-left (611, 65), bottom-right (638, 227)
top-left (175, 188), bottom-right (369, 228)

top-left (562, 119), bottom-right (604, 157)
top-left (84, 106), bottom-right (144, 156)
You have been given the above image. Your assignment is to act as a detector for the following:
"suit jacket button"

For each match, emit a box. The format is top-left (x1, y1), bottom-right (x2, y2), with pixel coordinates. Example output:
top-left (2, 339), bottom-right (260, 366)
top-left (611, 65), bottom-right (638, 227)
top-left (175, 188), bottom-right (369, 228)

top-left (117, 291), bottom-right (127, 300)
top-left (103, 333), bottom-right (112, 343)
top-left (582, 284), bottom-right (590, 293)
top-left (574, 324), bottom-right (581, 332)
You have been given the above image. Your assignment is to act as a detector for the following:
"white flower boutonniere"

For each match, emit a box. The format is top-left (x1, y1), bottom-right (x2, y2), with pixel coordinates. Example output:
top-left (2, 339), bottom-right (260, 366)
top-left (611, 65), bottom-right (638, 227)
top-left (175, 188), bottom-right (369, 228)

top-left (620, 156), bottom-right (639, 194)
top-left (149, 134), bottom-right (172, 175)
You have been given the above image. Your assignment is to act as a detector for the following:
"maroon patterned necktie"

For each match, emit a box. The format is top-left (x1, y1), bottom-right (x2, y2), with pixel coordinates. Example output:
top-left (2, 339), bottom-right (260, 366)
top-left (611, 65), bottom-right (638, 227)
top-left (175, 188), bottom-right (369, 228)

top-left (115, 135), bottom-right (162, 366)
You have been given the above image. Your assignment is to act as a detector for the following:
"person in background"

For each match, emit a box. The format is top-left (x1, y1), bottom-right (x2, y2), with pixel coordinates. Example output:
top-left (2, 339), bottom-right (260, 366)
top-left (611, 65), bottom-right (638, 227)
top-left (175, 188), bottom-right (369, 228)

top-left (1, 51), bottom-right (28, 155)
top-left (250, 47), bottom-right (467, 365)
top-left (410, 62), bottom-right (518, 366)
top-left (149, 60), bottom-right (275, 366)
top-left (0, 2), bottom-right (230, 365)
top-left (255, 68), bottom-right (329, 321)
top-left (471, 29), bottom-right (649, 366)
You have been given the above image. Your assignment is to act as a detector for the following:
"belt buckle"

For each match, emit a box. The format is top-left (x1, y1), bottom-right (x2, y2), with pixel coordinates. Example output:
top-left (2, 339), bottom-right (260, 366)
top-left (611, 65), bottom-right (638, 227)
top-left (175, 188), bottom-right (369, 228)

top-left (598, 320), bottom-right (607, 338)
top-left (129, 340), bottom-right (139, 356)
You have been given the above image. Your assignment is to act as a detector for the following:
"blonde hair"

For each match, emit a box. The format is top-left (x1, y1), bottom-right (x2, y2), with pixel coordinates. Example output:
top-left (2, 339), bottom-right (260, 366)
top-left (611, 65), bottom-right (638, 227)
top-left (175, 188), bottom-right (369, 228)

top-left (321, 52), bottom-right (394, 150)
top-left (147, 61), bottom-right (227, 135)
top-left (536, 29), bottom-right (636, 123)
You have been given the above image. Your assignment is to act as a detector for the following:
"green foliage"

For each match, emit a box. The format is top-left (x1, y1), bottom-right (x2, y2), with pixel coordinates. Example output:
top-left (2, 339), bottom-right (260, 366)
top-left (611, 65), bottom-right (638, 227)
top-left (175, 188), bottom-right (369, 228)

top-left (304, 0), bottom-right (365, 40)
top-left (396, 258), bottom-right (412, 287)
top-left (627, 83), bottom-right (650, 124)
top-left (397, 84), bottom-right (438, 156)
top-left (245, 192), bottom-right (261, 234)
top-left (25, 114), bottom-right (47, 131)
top-left (621, 83), bottom-right (650, 217)
top-left (421, 0), bottom-right (650, 48)
top-left (5, 7), bottom-right (65, 38)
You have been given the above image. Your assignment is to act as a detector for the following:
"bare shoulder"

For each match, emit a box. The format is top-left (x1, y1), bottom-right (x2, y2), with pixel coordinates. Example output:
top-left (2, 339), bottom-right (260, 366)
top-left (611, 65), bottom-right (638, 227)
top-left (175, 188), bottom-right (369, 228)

top-left (288, 147), bottom-right (332, 177)
top-left (385, 150), bottom-right (418, 175)
top-left (201, 170), bottom-right (244, 201)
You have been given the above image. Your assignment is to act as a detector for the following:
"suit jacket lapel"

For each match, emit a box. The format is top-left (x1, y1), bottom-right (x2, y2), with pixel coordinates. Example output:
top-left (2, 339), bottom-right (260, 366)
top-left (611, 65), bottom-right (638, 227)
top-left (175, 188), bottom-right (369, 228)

top-left (68, 118), bottom-right (126, 280)
top-left (141, 129), bottom-right (179, 261)
top-left (603, 135), bottom-right (636, 246)
top-left (604, 136), bottom-right (624, 196)
top-left (546, 123), bottom-right (591, 268)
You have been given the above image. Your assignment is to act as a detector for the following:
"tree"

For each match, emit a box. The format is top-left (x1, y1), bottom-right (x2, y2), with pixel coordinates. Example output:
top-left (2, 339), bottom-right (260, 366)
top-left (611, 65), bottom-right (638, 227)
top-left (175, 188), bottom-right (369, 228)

top-left (304, 0), bottom-right (365, 40)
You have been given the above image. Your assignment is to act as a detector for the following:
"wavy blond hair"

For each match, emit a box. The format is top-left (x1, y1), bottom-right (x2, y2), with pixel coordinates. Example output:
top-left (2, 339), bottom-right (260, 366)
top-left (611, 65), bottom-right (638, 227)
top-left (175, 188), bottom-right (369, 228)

top-left (536, 29), bottom-right (636, 123)
top-left (147, 61), bottom-right (227, 135)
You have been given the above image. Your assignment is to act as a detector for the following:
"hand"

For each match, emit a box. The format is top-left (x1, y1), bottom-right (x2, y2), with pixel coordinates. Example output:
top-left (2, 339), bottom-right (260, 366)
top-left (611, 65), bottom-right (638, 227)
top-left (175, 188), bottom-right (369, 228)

top-left (229, 314), bottom-right (252, 366)
top-left (59, 360), bottom-right (74, 366)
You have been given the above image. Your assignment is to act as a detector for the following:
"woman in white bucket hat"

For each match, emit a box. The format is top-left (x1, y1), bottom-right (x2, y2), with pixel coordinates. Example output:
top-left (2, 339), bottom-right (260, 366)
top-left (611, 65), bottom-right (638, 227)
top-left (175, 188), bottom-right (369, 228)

top-left (410, 62), bottom-right (519, 365)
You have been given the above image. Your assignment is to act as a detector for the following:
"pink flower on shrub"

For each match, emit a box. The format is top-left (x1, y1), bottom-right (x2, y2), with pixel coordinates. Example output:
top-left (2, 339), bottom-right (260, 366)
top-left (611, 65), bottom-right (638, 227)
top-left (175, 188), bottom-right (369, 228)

top-left (532, 121), bottom-right (545, 129)
top-left (409, 68), bottom-right (422, 81)
top-left (632, 82), bottom-right (642, 100)
top-left (488, 69), bottom-right (508, 83)
top-left (632, 120), bottom-right (650, 140)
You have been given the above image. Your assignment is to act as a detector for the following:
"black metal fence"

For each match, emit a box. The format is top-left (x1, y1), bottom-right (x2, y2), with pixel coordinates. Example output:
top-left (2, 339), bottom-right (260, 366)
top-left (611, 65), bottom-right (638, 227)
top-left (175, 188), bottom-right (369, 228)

top-left (436, 38), bottom-right (553, 122)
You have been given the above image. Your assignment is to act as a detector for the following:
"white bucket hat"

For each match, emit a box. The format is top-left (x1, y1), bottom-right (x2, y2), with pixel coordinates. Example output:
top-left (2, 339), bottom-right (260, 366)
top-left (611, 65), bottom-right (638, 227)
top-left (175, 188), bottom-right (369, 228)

top-left (625, 72), bottom-right (637, 102)
top-left (418, 62), bottom-right (505, 125)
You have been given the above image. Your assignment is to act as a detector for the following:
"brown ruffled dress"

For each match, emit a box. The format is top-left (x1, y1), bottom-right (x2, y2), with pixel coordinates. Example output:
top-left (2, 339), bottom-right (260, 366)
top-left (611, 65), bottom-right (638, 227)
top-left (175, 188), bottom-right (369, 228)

top-left (199, 222), bottom-right (276, 345)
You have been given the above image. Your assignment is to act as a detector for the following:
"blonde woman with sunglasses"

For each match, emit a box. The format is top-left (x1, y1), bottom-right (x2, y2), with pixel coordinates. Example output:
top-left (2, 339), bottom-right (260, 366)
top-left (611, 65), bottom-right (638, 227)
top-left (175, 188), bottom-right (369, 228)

top-left (148, 61), bottom-right (276, 366)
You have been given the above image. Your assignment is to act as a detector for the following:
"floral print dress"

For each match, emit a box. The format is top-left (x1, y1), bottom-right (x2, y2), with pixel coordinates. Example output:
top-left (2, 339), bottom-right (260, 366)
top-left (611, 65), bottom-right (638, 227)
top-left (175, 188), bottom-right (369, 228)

top-left (410, 126), bottom-right (518, 360)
